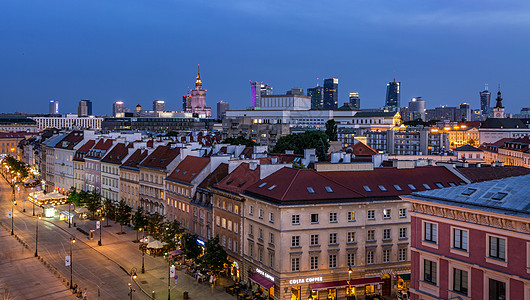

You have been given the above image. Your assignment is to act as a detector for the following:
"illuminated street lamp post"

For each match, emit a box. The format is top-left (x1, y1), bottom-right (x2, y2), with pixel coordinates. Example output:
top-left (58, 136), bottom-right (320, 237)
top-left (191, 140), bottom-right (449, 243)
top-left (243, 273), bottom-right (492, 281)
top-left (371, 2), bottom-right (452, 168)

top-left (35, 215), bottom-right (41, 257)
top-left (98, 217), bottom-right (104, 246)
top-left (140, 228), bottom-right (145, 273)
top-left (69, 237), bottom-right (76, 289)
top-left (129, 267), bottom-right (138, 300)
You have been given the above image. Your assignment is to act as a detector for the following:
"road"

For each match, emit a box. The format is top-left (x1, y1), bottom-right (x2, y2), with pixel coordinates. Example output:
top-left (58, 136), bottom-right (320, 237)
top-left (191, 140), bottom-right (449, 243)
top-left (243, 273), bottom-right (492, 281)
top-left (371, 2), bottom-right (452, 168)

top-left (0, 178), bottom-right (236, 300)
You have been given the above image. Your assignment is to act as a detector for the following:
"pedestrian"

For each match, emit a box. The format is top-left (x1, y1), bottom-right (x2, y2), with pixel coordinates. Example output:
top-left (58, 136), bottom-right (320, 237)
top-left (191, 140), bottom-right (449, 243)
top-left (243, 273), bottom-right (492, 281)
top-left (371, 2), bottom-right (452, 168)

top-left (83, 288), bottom-right (87, 300)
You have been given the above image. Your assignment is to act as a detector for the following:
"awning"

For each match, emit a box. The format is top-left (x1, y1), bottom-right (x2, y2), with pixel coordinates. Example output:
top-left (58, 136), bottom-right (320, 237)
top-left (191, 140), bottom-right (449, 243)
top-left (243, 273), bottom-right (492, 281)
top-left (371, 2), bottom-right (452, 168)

top-left (398, 274), bottom-right (410, 281)
top-left (249, 273), bottom-right (274, 289)
top-left (348, 277), bottom-right (384, 287)
top-left (311, 280), bottom-right (348, 291)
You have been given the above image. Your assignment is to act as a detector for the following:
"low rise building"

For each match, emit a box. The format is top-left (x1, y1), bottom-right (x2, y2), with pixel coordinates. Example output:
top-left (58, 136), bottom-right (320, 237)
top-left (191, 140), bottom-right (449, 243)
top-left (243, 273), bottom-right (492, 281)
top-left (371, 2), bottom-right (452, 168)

top-left (405, 174), bottom-right (530, 300)
top-left (31, 115), bottom-right (103, 130)
top-left (120, 148), bottom-right (150, 210)
top-left (366, 129), bottom-right (449, 155)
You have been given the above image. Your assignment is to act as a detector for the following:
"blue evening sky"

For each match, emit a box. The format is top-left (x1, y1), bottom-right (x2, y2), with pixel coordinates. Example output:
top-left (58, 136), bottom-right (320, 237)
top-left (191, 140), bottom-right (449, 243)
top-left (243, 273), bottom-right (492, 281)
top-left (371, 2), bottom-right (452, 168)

top-left (1, 0), bottom-right (530, 115)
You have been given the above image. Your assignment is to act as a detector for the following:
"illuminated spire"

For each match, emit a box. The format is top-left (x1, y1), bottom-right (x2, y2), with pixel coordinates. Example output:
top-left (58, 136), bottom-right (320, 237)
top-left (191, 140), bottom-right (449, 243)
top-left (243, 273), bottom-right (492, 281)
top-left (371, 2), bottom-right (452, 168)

top-left (195, 64), bottom-right (202, 90)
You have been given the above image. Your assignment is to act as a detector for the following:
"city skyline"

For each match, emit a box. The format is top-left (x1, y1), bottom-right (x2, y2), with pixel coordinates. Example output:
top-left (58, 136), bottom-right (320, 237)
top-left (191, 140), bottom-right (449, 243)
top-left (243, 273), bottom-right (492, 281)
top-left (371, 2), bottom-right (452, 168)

top-left (1, 1), bottom-right (530, 115)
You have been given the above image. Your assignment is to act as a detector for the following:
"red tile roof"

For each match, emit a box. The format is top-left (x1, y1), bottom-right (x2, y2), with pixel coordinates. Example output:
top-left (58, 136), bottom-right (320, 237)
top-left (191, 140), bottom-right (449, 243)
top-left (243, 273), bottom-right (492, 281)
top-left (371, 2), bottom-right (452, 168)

top-left (139, 145), bottom-right (181, 169)
top-left (198, 163), bottom-right (229, 189)
top-left (245, 166), bottom-right (465, 204)
top-left (73, 140), bottom-right (95, 162)
top-left (121, 149), bottom-right (149, 170)
top-left (213, 163), bottom-right (261, 194)
top-left (457, 166), bottom-right (530, 182)
top-left (322, 166), bottom-right (464, 198)
top-left (101, 143), bottom-right (131, 164)
top-left (350, 142), bottom-right (377, 157)
top-left (85, 139), bottom-right (114, 159)
top-left (54, 131), bottom-right (85, 149)
top-left (245, 168), bottom-right (364, 204)
top-left (167, 156), bottom-right (210, 184)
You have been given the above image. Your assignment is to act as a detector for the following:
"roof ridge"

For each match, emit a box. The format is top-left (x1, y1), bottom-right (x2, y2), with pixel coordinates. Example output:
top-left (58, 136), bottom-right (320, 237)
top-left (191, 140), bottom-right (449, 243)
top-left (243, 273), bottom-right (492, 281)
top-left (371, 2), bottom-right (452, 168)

top-left (280, 169), bottom-right (301, 201)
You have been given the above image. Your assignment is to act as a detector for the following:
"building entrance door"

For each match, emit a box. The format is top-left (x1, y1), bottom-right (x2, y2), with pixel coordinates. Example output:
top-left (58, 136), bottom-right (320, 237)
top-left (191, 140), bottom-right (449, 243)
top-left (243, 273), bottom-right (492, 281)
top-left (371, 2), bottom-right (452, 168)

top-left (382, 274), bottom-right (391, 296)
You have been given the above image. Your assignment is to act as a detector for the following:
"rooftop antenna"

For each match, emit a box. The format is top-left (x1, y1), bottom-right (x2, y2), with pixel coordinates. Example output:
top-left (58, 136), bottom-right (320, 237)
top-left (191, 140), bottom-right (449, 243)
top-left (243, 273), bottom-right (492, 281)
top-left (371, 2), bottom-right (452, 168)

top-left (498, 83), bottom-right (501, 92)
top-left (393, 70), bottom-right (396, 82)
top-left (485, 83), bottom-right (489, 91)
top-left (316, 77), bottom-right (319, 87)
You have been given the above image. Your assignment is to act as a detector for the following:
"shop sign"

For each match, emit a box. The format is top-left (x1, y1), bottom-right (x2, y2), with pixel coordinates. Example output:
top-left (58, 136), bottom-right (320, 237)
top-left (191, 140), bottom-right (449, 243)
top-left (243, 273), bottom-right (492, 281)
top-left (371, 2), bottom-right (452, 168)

top-left (256, 268), bottom-right (275, 282)
top-left (196, 238), bottom-right (205, 246)
top-left (289, 277), bottom-right (323, 285)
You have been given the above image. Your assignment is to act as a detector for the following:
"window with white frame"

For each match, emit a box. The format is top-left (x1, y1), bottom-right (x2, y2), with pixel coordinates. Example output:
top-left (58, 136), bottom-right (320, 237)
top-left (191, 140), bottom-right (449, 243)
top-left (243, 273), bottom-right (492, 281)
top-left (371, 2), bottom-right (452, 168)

top-left (399, 227), bottom-right (407, 239)
top-left (329, 212), bottom-right (338, 223)
top-left (347, 252), bottom-right (355, 266)
top-left (291, 257), bottom-right (300, 271)
top-left (329, 233), bottom-right (338, 245)
top-left (269, 212), bottom-right (274, 223)
top-left (424, 222), bottom-right (437, 243)
top-left (291, 236), bottom-right (300, 247)
top-left (249, 205), bottom-right (254, 216)
top-left (366, 250), bottom-right (375, 264)
top-left (258, 208), bottom-right (264, 219)
top-left (310, 256), bottom-right (319, 270)
top-left (347, 211), bottom-right (356, 222)
top-left (310, 213), bottom-right (319, 224)
top-left (489, 236), bottom-right (506, 261)
top-left (398, 248), bottom-right (407, 261)
top-left (310, 234), bottom-right (319, 246)
top-left (383, 229), bottom-right (391, 240)
top-left (423, 259), bottom-right (437, 284)
top-left (399, 208), bottom-right (407, 218)
top-left (291, 214), bottom-right (300, 225)
top-left (258, 228), bottom-right (263, 240)
top-left (269, 233), bottom-right (275, 245)
top-left (249, 224), bottom-right (254, 236)
top-left (383, 249), bottom-right (391, 262)
top-left (268, 252), bottom-right (274, 269)
top-left (383, 209), bottom-right (392, 219)
top-left (248, 241), bottom-right (254, 258)
top-left (453, 228), bottom-right (468, 251)
top-left (329, 254), bottom-right (337, 268)
top-left (367, 230), bottom-right (375, 241)
top-left (367, 210), bottom-right (375, 220)
top-left (258, 248), bottom-right (263, 262)
top-left (347, 231), bottom-right (356, 243)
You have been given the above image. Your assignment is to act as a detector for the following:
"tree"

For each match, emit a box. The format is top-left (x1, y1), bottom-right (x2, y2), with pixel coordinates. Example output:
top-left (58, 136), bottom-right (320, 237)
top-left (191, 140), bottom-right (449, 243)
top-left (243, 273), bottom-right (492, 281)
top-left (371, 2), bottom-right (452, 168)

top-left (222, 136), bottom-right (258, 147)
top-left (85, 190), bottom-right (102, 219)
top-left (146, 212), bottom-right (164, 240)
top-left (181, 233), bottom-right (202, 261)
top-left (132, 207), bottom-right (148, 242)
top-left (325, 119), bottom-right (338, 141)
top-left (159, 219), bottom-right (183, 250)
top-left (201, 235), bottom-right (229, 275)
top-left (102, 198), bottom-right (116, 226)
top-left (115, 200), bottom-right (132, 234)
top-left (273, 131), bottom-right (330, 161)
top-left (68, 187), bottom-right (83, 207)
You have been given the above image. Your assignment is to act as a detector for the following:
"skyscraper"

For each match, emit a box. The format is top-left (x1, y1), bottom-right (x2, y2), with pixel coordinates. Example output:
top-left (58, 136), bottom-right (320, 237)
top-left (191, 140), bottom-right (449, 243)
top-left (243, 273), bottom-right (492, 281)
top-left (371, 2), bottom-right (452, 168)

top-left (480, 84), bottom-right (491, 116)
top-left (184, 65), bottom-right (211, 117)
top-left (78, 100), bottom-right (92, 117)
top-left (217, 101), bottom-right (229, 120)
top-left (385, 79), bottom-right (400, 108)
top-left (323, 78), bottom-right (339, 110)
top-left (153, 100), bottom-right (165, 112)
top-left (113, 101), bottom-right (125, 117)
top-left (307, 86), bottom-right (324, 110)
top-left (408, 97), bottom-right (426, 121)
top-left (349, 92), bottom-right (361, 110)
top-left (250, 81), bottom-right (273, 107)
top-left (49, 100), bottom-right (59, 114)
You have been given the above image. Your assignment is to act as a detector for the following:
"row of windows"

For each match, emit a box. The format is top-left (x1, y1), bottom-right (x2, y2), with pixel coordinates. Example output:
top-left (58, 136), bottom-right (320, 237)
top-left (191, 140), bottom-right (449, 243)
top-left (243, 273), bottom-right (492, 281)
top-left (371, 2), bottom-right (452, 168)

top-left (288, 228), bottom-right (407, 247)
top-left (423, 222), bottom-right (506, 261)
top-left (215, 216), bottom-right (239, 234)
top-left (289, 208), bottom-right (407, 225)
top-left (290, 248), bottom-right (408, 272)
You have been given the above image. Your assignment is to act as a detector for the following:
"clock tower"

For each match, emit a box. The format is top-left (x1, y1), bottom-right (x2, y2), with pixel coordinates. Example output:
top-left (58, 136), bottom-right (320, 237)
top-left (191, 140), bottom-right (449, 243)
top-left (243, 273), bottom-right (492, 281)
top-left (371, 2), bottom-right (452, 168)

top-left (492, 89), bottom-right (505, 118)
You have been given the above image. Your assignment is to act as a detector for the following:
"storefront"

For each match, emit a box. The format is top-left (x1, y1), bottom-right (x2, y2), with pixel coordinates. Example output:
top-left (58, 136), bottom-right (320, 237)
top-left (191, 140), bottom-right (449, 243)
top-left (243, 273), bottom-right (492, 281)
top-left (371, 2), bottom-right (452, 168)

top-left (230, 261), bottom-right (240, 282)
top-left (397, 274), bottom-right (410, 294)
top-left (249, 268), bottom-right (275, 299)
top-left (303, 277), bottom-right (383, 300)
top-left (310, 280), bottom-right (348, 300)
top-left (59, 210), bottom-right (74, 225)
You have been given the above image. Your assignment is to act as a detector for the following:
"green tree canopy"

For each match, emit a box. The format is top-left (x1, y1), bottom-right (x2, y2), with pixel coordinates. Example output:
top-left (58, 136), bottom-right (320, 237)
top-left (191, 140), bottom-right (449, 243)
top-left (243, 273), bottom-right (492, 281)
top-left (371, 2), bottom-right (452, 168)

top-left (146, 212), bottom-right (165, 239)
top-left (159, 219), bottom-right (183, 250)
top-left (181, 233), bottom-right (202, 261)
top-left (132, 207), bottom-right (148, 241)
top-left (272, 131), bottom-right (330, 161)
top-left (201, 235), bottom-right (229, 274)
top-left (325, 119), bottom-right (338, 141)
top-left (222, 136), bottom-right (258, 147)
top-left (85, 191), bottom-right (102, 219)
top-left (68, 187), bottom-right (83, 207)
top-left (115, 199), bottom-right (132, 234)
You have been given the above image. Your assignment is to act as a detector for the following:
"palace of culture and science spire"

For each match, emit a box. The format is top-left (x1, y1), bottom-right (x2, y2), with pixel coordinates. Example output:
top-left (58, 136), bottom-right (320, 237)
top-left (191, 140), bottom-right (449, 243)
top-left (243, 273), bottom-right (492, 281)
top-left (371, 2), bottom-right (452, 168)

top-left (182, 65), bottom-right (212, 118)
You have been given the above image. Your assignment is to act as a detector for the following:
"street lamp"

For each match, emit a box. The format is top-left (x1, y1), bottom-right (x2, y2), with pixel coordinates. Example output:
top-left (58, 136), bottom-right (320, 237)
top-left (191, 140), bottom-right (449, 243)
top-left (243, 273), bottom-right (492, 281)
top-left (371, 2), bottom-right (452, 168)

top-left (98, 217), bottom-right (104, 246)
top-left (35, 215), bottom-right (41, 257)
top-left (347, 264), bottom-right (353, 299)
top-left (68, 201), bottom-right (72, 228)
top-left (129, 267), bottom-right (138, 300)
top-left (140, 228), bottom-right (145, 274)
top-left (69, 237), bottom-right (76, 289)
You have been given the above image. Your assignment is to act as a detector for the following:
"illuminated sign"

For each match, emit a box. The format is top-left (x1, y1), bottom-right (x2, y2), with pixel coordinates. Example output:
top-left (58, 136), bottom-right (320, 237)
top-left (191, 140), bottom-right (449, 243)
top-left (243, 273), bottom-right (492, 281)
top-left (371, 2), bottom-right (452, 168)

top-left (196, 238), bottom-right (205, 246)
top-left (256, 268), bottom-right (275, 282)
top-left (289, 277), bottom-right (323, 285)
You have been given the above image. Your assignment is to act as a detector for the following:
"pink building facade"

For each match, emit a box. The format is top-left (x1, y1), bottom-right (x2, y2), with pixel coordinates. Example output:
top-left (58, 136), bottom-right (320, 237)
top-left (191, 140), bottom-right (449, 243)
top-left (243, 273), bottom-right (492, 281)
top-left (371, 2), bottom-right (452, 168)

top-left (404, 174), bottom-right (530, 300)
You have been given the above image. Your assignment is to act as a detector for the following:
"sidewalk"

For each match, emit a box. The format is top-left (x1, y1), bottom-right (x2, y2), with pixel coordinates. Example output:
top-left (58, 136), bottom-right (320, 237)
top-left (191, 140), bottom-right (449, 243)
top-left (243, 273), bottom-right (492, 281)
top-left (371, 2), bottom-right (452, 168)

top-left (52, 205), bottom-right (236, 300)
